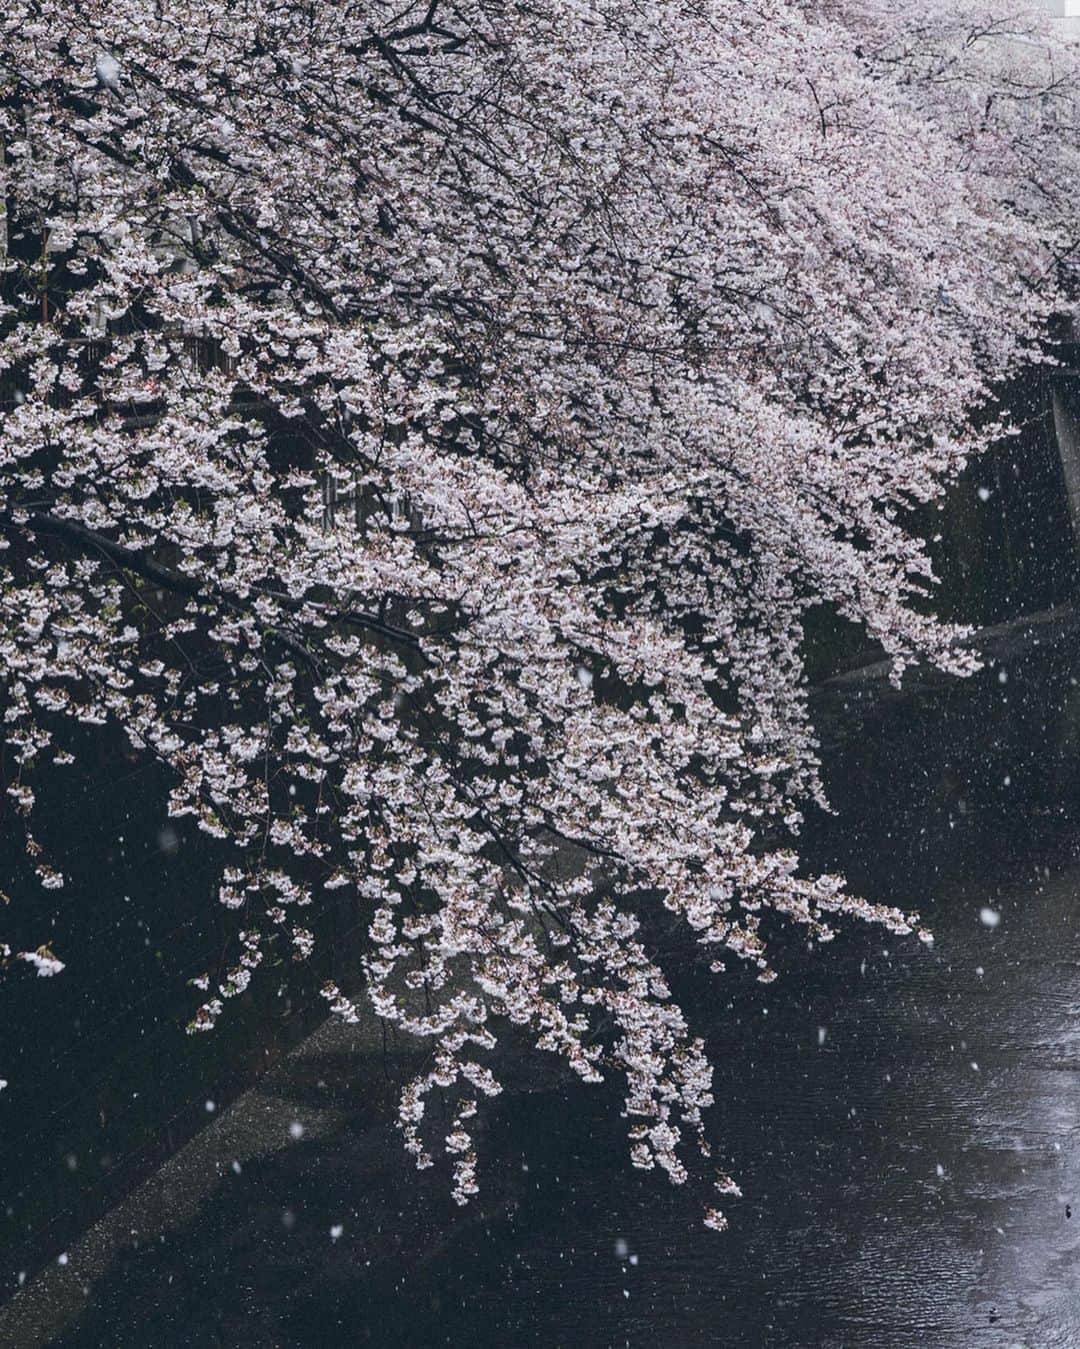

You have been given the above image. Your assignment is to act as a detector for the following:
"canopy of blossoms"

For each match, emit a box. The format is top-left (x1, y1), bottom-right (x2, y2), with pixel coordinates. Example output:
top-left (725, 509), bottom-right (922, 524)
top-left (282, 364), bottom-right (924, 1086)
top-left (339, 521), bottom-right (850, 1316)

top-left (1, 0), bottom-right (1077, 1223)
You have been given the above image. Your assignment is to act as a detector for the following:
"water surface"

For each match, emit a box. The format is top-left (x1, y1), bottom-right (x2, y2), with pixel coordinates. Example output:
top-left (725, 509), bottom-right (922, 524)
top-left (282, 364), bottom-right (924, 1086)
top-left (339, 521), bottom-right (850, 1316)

top-left (15, 613), bottom-right (1080, 1347)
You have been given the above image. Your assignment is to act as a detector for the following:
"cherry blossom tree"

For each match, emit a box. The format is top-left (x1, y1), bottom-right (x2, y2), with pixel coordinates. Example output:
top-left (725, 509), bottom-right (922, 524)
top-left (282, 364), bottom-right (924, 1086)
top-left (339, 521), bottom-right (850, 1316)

top-left (1, 0), bottom-right (1077, 1223)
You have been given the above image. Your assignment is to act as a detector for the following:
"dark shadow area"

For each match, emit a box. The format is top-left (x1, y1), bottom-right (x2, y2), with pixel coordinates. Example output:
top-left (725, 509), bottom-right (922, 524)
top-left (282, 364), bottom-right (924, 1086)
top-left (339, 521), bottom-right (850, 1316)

top-left (37, 618), bottom-right (1080, 1348)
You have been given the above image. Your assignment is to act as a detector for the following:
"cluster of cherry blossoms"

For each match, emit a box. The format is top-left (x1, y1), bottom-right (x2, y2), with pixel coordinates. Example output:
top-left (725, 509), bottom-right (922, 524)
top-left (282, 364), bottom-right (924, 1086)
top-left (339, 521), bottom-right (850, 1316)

top-left (1, 0), bottom-right (1078, 1224)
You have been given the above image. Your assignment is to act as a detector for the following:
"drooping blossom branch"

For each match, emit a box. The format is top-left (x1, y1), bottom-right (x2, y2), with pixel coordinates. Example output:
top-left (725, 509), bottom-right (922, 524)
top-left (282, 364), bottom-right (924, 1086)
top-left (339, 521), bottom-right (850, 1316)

top-left (1, 0), bottom-right (1077, 1225)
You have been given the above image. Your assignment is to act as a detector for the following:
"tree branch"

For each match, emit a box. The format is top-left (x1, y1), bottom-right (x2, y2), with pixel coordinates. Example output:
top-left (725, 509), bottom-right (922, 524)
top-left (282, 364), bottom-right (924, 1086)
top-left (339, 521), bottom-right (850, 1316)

top-left (17, 512), bottom-right (424, 652)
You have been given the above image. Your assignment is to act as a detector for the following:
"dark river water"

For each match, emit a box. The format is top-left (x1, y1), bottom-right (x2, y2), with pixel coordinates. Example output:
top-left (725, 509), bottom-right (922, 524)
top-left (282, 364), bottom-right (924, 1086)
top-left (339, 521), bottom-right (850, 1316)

top-left (9, 610), bottom-right (1080, 1347)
